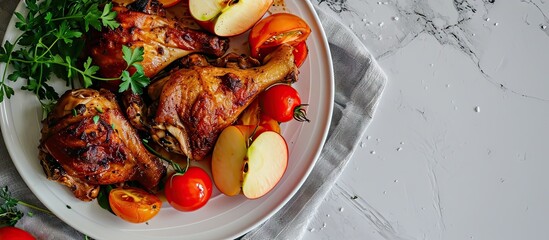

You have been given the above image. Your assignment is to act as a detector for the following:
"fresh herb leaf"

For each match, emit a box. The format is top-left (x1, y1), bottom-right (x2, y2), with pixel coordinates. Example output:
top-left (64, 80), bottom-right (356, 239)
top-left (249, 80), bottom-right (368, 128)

top-left (0, 186), bottom-right (24, 226)
top-left (93, 115), bottom-right (100, 124)
top-left (84, 3), bottom-right (104, 32)
top-left (120, 70), bottom-right (149, 95)
top-left (54, 21), bottom-right (83, 45)
top-left (40, 100), bottom-right (57, 119)
top-left (101, 3), bottom-right (120, 30)
top-left (122, 45), bottom-right (145, 67)
top-left (0, 84), bottom-right (15, 102)
top-left (82, 57), bottom-right (100, 88)
top-left (44, 12), bottom-right (53, 24)
top-left (0, 186), bottom-right (52, 226)
top-left (97, 185), bottom-right (114, 214)
top-left (119, 46), bottom-right (150, 94)
top-left (0, 0), bottom-right (125, 104)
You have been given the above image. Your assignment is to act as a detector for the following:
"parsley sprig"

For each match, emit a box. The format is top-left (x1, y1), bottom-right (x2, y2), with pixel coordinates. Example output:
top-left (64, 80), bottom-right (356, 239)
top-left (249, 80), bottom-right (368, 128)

top-left (0, 0), bottom-right (150, 111)
top-left (119, 46), bottom-right (150, 95)
top-left (0, 186), bottom-right (52, 226)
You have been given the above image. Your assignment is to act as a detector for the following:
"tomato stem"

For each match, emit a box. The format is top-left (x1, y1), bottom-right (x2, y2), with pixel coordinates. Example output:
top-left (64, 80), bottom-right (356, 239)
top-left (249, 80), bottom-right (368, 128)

top-left (294, 104), bottom-right (310, 122)
top-left (17, 201), bottom-right (53, 216)
top-left (142, 139), bottom-right (188, 174)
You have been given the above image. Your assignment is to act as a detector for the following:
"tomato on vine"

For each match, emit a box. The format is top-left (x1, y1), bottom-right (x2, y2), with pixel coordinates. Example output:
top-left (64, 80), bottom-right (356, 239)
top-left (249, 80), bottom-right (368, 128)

top-left (141, 139), bottom-right (213, 212)
top-left (260, 84), bottom-right (309, 123)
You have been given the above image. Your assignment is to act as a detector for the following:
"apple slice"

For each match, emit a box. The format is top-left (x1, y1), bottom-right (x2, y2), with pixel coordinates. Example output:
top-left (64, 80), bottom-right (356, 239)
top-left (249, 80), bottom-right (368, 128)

top-left (242, 131), bottom-right (288, 199)
top-left (188, 0), bottom-right (222, 21)
top-left (212, 126), bottom-right (247, 196)
top-left (212, 127), bottom-right (288, 199)
top-left (189, 0), bottom-right (274, 37)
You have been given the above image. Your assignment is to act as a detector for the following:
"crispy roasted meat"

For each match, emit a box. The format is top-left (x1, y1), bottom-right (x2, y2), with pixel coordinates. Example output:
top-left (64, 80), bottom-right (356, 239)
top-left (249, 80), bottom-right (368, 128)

top-left (39, 89), bottom-right (166, 201)
top-left (88, 1), bottom-right (229, 90)
top-left (147, 44), bottom-right (298, 160)
top-left (121, 52), bottom-right (262, 133)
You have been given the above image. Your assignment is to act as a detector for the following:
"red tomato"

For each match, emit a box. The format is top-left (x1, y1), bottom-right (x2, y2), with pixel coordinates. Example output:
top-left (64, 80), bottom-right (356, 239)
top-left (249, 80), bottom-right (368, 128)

top-left (249, 13), bottom-right (311, 62)
top-left (109, 187), bottom-right (162, 223)
top-left (165, 167), bottom-right (212, 212)
top-left (292, 41), bottom-right (308, 68)
top-left (260, 84), bottom-right (309, 123)
top-left (158, 0), bottom-right (181, 8)
top-left (0, 226), bottom-right (35, 240)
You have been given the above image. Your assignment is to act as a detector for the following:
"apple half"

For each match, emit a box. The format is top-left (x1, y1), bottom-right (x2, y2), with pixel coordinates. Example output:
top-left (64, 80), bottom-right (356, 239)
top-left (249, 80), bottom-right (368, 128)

top-left (212, 126), bottom-right (288, 199)
top-left (189, 0), bottom-right (274, 37)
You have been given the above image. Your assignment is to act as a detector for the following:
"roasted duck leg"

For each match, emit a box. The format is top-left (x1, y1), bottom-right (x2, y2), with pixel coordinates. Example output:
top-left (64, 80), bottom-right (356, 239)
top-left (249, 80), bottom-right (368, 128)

top-left (148, 44), bottom-right (298, 160)
top-left (39, 89), bottom-right (166, 201)
top-left (88, 0), bottom-right (229, 90)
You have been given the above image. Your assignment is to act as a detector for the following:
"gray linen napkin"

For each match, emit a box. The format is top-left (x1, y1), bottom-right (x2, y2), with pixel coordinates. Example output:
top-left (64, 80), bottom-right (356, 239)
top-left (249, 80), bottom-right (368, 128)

top-left (241, 6), bottom-right (387, 240)
top-left (0, 2), bottom-right (387, 240)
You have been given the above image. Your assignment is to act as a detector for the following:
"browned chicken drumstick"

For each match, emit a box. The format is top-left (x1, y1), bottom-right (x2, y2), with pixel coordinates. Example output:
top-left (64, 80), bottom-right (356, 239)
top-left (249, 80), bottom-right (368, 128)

top-left (39, 89), bottom-right (166, 201)
top-left (88, 0), bottom-right (230, 90)
top-left (147, 44), bottom-right (299, 161)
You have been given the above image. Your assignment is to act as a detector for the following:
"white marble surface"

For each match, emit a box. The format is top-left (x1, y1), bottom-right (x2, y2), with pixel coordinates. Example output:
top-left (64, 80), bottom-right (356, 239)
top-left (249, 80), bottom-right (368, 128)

top-left (307, 0), bottom-right (549, 239)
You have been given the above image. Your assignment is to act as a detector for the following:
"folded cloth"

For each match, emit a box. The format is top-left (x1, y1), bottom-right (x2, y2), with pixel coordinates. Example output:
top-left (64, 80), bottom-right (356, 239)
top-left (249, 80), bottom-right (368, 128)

top-left (241, 6), bottom-right (387, 240)
top-left (0, 2), bottom-right (387, 240)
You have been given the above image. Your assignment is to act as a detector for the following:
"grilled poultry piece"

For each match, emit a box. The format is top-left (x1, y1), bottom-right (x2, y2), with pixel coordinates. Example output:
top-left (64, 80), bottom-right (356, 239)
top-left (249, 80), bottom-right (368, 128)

top-left (148, 44), bottom-right (298, 160)
top-left (120, 52), bottom-right (262, 132)
top-left (88, 0), bottom-right (229, 90)
top-left (39, 89), bottom-right (166, 201)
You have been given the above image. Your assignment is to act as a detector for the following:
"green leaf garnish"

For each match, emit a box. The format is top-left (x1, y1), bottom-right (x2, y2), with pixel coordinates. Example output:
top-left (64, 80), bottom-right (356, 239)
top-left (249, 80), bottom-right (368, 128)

top-left (0, 0), bottom-right (144, 104)
top-left (93, 115), bottom-right (100, 124)
top-left (0, 186), bottom-right (52, 226)
top-left (118, 46), bottom-right (150, 94)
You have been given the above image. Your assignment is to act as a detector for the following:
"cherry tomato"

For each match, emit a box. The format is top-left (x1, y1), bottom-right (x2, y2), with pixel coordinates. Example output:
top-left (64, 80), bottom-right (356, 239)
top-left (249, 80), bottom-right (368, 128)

top-left (109, 187), bottom-right (162, 223)
top-left (249, 13), bottom-right (311, 62)
top-left (260, 84), bottom-right (309, 123)
top-left (158, 0), bottom-right (181, 8)
top-left (165, 167), bottom-right (212, 212)
top-left (0, 226), bottom-right (35, 240)
top-left (291, 41), bottom-right (309, 68)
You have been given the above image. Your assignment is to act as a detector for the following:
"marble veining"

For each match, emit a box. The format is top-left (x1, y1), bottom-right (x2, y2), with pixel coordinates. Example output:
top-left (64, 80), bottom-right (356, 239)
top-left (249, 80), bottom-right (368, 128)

top-left (316, 0), bottom-right (549, 101)
top-left (309, 0), bottom-right (549, 239)
top-left (335, 183), bottom-right (412, 240)
top-left (317, 0), bottom-right (351, 13)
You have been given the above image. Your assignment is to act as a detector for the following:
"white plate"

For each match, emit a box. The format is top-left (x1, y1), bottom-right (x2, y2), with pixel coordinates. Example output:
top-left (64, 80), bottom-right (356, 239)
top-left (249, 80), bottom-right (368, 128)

top-left (0, 1), bottom-right (333, 239)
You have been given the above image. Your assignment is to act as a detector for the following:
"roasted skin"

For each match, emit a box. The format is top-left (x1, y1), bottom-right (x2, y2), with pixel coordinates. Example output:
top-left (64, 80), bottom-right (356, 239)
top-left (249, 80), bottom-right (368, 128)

top-left (39, 89), bottom-right (166, 201)
top-left (148, 44), bottom-right (298, 160)
top-left (88, 1), bottom-right (229, 90)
